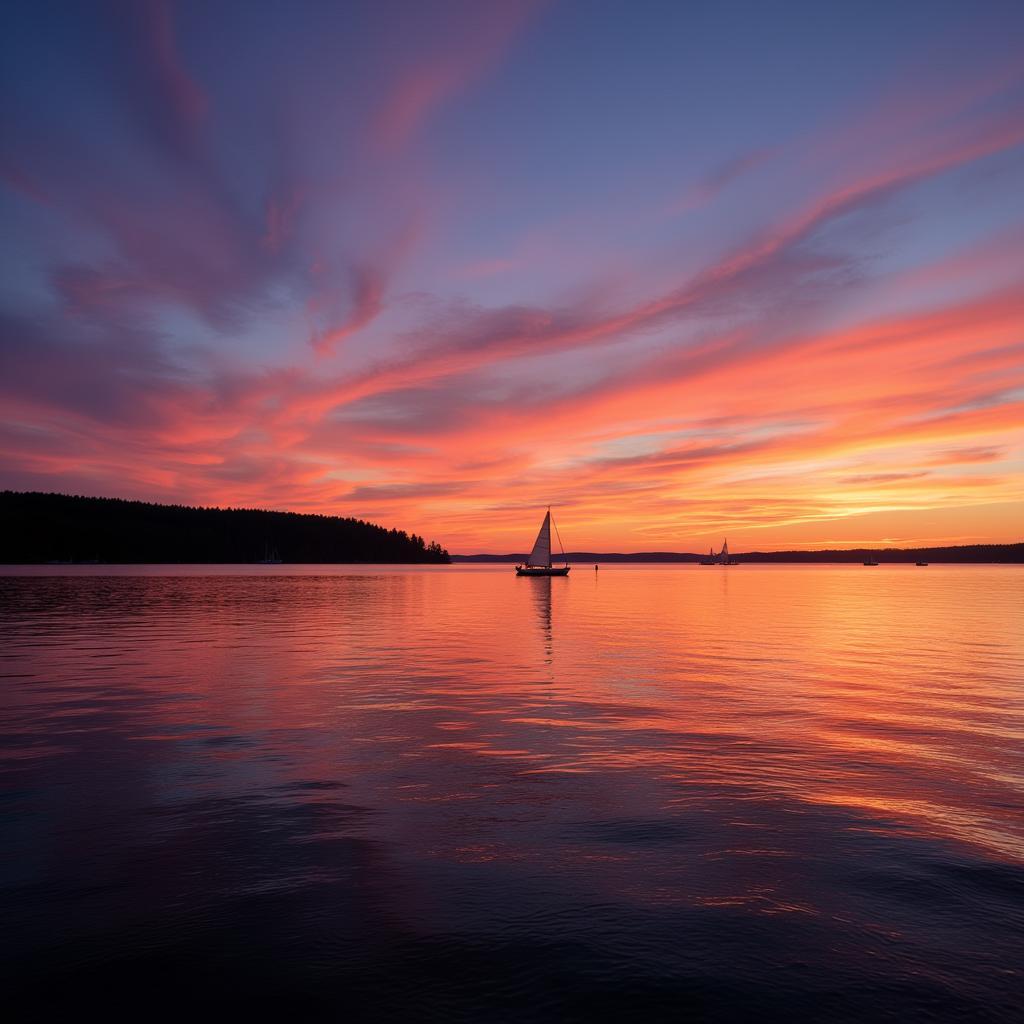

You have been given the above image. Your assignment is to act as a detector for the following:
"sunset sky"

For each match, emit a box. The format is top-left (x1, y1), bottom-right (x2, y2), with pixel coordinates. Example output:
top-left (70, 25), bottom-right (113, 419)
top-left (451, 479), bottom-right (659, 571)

top-left (1, 0), bottom-right (1022, 552)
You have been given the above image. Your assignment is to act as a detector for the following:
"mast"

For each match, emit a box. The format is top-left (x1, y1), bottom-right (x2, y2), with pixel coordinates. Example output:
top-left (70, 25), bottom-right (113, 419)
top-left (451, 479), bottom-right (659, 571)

top-left (551, 508), bottom-right (568, 567)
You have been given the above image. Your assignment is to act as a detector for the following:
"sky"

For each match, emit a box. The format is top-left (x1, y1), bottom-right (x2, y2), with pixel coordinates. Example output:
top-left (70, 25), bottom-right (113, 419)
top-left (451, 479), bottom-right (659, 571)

top-left (1, 0), bottom-right (1023, 553)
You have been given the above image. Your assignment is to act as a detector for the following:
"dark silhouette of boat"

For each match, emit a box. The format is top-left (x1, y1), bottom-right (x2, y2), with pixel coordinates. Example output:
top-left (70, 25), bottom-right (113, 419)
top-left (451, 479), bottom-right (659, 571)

top-left (257, 542), bottom-right (282, 564)
top-left (700, 539), bottom-right (739, 565)
top-left (516, 509), bottom-right (570, 576)
top-left (863, 560), bottom-right (879, 566)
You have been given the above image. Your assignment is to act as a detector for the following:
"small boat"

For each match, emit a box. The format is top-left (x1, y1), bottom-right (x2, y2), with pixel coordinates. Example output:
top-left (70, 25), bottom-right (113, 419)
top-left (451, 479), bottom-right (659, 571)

top-left (863, 560), bottom-right (879, 566)
top-left (516, 508), bottom-right (570, 576)
top-left (701, 539), bottom-right (739, 565)
top-left (258, 542), bottom-right (282, 564)
top-left (916, 561), bottom-right (928, 566)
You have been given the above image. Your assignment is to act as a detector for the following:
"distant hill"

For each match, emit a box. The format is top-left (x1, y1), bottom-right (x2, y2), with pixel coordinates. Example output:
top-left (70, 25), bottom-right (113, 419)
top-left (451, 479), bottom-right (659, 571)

top-left (0, 492), bottom-right (449, 564)
top-left (453, 544), bottom-right (1023, 564)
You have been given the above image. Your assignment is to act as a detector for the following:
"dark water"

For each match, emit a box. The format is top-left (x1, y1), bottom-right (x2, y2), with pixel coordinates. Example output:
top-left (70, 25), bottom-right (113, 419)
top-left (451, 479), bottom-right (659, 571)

top-left (2, 565), bottom-right (1022, 1020)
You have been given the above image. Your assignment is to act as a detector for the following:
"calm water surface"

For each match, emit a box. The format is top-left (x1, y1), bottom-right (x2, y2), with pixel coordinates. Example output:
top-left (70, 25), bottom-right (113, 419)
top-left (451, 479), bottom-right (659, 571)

top-left (2, 565), bottom-right (1022, 1020)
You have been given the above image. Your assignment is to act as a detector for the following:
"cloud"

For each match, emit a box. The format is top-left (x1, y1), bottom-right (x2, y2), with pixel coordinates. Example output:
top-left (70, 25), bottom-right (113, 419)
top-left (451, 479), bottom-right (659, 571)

top-left (115, 0), bottom-right (208, 163)
top-left (671, 148), bottom-right (774, 214)
top-left (0, 310), bottom-right (195, 430)
top-left (839, 472), bottom-right (932, 485)
top-left (310, 265), bottom-right (385, 355)
top-left (284, 89), bottom-right (1024, 415)
top-left (340, 481), bottom-right (468, 503)
top-left (927, 447), bottom-right (1005, 466)
top-left (369, 2), bottom-right (538, 153)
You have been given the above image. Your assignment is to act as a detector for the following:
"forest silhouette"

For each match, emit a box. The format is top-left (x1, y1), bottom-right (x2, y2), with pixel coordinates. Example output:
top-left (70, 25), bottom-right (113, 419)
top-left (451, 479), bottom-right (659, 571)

top-left (0, 492), bottom-right (449, 564)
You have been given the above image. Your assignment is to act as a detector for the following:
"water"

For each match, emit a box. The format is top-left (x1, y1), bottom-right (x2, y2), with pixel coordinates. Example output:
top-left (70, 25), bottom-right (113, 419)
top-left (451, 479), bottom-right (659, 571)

top-left (2, 564), bottom-right (1022, 1020)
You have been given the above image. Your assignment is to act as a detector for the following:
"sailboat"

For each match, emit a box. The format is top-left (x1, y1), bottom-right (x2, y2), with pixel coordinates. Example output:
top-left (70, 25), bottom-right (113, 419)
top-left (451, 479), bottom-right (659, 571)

top-left (258, 541), bottom-right (282, 564)
top-left (700, 539), bottom-right (738, 565)
top-left (515, 508), bottom-right (570, 576)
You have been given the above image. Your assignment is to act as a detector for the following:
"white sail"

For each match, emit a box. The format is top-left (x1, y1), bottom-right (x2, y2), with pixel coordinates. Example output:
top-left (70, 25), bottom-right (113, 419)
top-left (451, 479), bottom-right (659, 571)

top-left (527, 510), bottom-right (552, 567)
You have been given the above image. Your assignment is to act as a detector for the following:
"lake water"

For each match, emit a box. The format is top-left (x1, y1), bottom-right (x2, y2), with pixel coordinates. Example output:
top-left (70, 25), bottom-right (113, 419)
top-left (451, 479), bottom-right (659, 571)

top-left (2, 564), bottom-right (1022, 1020)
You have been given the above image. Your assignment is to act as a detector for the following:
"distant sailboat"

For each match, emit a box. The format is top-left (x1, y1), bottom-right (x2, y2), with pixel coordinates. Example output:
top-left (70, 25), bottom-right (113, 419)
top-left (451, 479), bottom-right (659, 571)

top-left (700, 539), bottom-right (738, 565)
top-left (515, 509), bottom-right (570, 577)
top-left (258, 542), bottom-right (282, 564)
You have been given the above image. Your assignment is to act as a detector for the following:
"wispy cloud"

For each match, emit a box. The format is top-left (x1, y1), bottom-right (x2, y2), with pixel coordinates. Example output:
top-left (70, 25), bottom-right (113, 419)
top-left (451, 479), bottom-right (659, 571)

top-left (370, 2), bottom-right (538, 152)
top-left (670, 148), bottom-right (774, 214)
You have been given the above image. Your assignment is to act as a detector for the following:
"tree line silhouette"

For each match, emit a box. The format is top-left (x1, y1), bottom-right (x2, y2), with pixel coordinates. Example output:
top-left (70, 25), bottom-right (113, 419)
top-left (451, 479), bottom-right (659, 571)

top-left (0, 492), bottom-right (450, 564)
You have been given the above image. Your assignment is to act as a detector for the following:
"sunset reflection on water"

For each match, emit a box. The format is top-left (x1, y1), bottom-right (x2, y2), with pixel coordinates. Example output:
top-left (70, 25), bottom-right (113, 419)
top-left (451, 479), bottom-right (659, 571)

top-left (2, 565), bottom-right (1022, 1019)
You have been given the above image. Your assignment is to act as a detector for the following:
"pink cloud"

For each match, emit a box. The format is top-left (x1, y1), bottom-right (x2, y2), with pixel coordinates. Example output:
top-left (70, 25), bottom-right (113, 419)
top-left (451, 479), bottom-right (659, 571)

top-left (369, 2), bottom-right (538, 153)
top-left (669, 148), bottom-right (774, 214)
top-left (309, 265), bottom-right (385, 355)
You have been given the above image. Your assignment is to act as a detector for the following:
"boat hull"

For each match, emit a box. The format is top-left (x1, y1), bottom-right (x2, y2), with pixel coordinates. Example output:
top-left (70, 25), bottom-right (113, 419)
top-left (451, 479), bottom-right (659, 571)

top-left (515, 566), bottom-right (570, 576)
